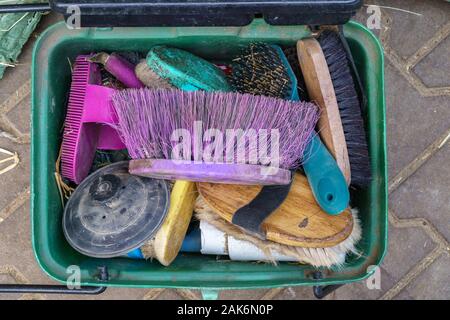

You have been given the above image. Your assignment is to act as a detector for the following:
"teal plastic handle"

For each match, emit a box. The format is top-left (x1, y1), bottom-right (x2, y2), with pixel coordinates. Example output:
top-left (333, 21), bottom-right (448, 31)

top-left (275, 45), bottom-right (349, 215)
top-left (303, 135), bottom-right (350, 215)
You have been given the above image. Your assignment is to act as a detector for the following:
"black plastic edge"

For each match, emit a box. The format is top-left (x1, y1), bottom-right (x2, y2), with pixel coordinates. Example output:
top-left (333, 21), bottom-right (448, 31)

top-left (50, 0), bottom-right (362, 27)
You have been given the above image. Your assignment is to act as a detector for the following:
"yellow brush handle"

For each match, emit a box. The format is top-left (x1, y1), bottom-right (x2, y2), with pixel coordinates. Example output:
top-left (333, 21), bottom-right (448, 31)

top-left (152, 181), bottom-right (198, 266)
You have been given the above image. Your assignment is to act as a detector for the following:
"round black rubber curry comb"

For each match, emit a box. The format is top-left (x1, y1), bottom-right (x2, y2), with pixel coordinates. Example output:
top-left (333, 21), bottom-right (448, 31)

top-left (63, 161), bottom-right (170, 258)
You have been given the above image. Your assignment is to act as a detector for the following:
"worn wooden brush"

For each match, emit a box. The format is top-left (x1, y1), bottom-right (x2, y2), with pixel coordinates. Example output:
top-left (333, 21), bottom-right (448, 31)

top-left (297, 37), bottom-right (351, 184)
top-left (316, 29), bottom-right (371, 188)
top-left (197, 172), bottom-right (354, 247)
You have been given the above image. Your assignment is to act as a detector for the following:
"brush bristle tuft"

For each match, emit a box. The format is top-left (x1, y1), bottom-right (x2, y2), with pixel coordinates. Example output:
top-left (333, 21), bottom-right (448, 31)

top-left (283, 47), bottom-right (309, 101)
top-left (228, 43), bottom-right (294, 99)
top-left (318, 30), bottom-right (372, 188)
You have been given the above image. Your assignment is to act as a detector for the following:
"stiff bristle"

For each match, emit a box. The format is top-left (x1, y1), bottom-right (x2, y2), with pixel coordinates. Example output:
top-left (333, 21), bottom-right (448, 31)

top-left (283, 47), bottom-right (309, 101)
top-left (112, 89), bottom-right (320, 170)
top-left (60, 55), bottom-right (91, 182)
top-left (318, 30), bottom-right (371, 188)
top-left (228, 43), bottom-right (293, 98)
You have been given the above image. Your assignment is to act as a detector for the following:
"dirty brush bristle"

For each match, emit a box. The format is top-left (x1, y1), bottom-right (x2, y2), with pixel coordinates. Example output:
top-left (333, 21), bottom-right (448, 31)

top-left (318, 30), bottom-right (371, 188)
top-left (229, 43), bottom-right (294, 98)
top-left (112, 88), bottom-right (320, 170)
top-left (283, 46), bottom-right (309, 101)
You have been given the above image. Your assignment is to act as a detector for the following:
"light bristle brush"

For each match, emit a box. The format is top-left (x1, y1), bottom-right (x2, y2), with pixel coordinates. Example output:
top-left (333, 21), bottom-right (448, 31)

top-left (317, 30), bottom-right (371, 188)
top-left (112, 88), bottom-right (320, 185)
top-left (194, 197), bottom-right (362, 268)
top-left (61, 55), bottom-right (125, 184)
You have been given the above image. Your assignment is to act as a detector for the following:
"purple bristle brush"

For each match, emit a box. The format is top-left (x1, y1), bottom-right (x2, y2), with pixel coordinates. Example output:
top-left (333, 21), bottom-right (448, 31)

top-left (112, 88), bottom-right (320, 185)
top-left (61, 55), bottom-right (126, 184)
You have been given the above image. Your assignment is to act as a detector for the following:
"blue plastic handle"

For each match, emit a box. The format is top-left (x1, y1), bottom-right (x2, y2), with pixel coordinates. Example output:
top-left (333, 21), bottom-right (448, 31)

top-left (302, 135), bottom-right (350, 215)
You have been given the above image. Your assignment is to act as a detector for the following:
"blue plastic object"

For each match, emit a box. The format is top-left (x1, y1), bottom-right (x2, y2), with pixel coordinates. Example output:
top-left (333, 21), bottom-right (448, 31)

top-left (126, 248), bottom-right (145, 259)
top-left (279, 46), bottom-right (349, 215)
top-left (125, 227), bottom-right (202, 259)
top-left (302, 135), bottom-right (350, 215)
top-left (180, 227), bottom-right (202, 252)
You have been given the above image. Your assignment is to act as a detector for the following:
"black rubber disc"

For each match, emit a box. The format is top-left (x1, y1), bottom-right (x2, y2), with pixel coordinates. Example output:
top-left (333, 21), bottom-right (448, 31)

top-left (63, 161), bottom-right (170, 258)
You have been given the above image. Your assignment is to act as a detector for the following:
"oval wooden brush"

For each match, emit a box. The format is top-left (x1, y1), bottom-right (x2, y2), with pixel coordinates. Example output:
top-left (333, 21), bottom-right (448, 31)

top-left (197, 172), bottom-right (353, 248)
top-left (297, 38), bottom-right (351, 185)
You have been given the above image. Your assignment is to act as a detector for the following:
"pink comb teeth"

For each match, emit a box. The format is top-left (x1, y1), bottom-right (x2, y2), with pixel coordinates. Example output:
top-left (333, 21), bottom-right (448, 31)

top-left (61, 55), bottom-right (125, 184)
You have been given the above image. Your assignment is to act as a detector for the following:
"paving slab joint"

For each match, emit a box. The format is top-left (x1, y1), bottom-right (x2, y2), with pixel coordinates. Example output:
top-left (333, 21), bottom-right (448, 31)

top-left (379, 10), bottom-right (450, 96)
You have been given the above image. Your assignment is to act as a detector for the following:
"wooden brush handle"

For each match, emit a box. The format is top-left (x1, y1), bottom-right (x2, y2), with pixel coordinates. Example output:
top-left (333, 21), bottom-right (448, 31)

top-left (297, 38), bottom-right (351, 185)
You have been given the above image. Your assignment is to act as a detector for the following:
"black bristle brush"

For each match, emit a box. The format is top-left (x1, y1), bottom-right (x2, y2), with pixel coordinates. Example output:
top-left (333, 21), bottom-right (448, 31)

top-left (317, 29), bottom-right (371, 188)
top-left (283, 47), bottom-right (309, 101)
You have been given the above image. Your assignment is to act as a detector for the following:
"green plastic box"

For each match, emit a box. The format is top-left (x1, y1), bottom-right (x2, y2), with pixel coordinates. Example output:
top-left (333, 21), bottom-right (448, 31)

top-left (31, 19), bottom-right (386, 294)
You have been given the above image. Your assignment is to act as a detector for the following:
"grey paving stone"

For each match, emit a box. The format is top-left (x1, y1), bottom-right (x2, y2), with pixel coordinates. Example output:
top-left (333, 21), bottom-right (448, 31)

top-left (0, 13), bottom-right (62, 106)
top-left (374, 0), bottom-right (450, 59)
top-left (381, 221), bottom-right (437, 280)
top-left (49, 287), bottom-right (150, 300)
top-left (389, 144), bottom-right (450, 242)
top-left (0, 48), bottom-right (32, 104)
top-left (352, 2), bottom-right (382, 38)
top-left (0, 138), bottom-right (30, 212)
top-left (0, 1), bottom-right (448, 301)
top-left (0, 203), bottom-right (149, 300)
top-left (331, 268), bottom-right (396, 300)
top-left (278, 220), bottom-right (438, 300)
top-left (156, 289), bottom-right (183, 300)
top-left (175, 289), bottom-right (202, 300)
top-left (385, 62), bottom-right (450, 179)
top-left (0, 273), bottom-right (27, 300)
top-left (273, 286), bottom-right (316, 300)
top-left (413, 35), bottom-right (450, 88)
top-left (219, 289), bottom-right (270, 300)
top-left (395, 253), bottom-right (450, 300)
top-left (5, 98), bottom-right (30, 135)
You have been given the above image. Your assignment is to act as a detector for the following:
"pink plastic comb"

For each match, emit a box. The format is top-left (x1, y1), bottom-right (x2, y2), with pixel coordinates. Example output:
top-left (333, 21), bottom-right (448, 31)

top-left (61, 55), bottom-right (125, 184)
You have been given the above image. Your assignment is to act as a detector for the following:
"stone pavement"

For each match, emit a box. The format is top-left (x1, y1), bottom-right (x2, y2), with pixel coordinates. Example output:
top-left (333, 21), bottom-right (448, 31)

top-left (0, 0), bottom-right (449, 300)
